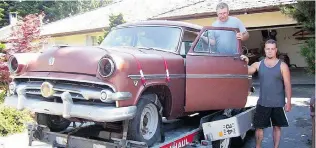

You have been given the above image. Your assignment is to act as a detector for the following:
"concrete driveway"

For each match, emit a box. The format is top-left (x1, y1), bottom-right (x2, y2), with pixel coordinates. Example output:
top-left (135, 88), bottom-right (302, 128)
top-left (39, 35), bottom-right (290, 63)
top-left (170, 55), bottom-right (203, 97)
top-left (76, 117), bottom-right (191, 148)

top-left (0, 86), bottom-right (314, 148)
top-left (240, 85), bottom-right (314, 148)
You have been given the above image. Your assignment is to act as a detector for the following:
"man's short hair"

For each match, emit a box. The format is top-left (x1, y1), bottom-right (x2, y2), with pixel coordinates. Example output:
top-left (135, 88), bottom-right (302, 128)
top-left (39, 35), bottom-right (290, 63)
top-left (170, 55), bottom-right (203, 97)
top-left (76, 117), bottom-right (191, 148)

top-left (265, 39), bottom-right (277, 47)
top-left (216, 2), bottom-right (229, 11)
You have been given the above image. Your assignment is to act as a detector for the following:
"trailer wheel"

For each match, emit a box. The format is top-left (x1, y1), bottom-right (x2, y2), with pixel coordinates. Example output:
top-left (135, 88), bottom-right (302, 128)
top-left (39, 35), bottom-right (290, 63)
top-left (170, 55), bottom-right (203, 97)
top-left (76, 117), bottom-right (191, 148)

top-left (36, 113), bottom-right (71, 132)
top-left (211, 115), bottom-right (232, 148)
top-left (128, 97), bottom-right (162, 147)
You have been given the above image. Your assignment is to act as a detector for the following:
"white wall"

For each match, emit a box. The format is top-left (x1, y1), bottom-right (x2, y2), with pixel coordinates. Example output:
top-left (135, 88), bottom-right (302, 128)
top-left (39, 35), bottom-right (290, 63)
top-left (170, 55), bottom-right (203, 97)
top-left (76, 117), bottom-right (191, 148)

top-left (243, 31), bottom-right (263, 50)
top-left (276, 27), bottom-right (307, 67)
top-left (242, 27), bottom-right (307, 67)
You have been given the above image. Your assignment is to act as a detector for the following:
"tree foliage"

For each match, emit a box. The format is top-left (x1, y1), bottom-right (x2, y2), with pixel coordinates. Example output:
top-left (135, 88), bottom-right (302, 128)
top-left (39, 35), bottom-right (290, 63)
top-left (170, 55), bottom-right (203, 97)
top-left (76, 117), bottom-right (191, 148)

top-left (280, 1), bottom-right (315, 33)
top-left (7, 12), bottom-right (48, 54)
top-left (0, 105), bottom-right (33, 136)
top-left (299, 39), bottom-right (315, 74)
top-left (98, 13), bottom-right (126, 44)
top-left (280, 1), bottom-right (315, 74)
top-left (0, 13), bottom-right (47, 89)
top-left (0, 0), bottom-right (112, 27)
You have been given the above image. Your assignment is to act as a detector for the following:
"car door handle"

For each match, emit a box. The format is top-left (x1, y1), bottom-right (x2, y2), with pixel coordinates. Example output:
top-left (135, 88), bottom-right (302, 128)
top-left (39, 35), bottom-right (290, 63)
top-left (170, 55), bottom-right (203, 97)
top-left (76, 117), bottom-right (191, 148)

top-left (233, 56), bottom-right (240, 60)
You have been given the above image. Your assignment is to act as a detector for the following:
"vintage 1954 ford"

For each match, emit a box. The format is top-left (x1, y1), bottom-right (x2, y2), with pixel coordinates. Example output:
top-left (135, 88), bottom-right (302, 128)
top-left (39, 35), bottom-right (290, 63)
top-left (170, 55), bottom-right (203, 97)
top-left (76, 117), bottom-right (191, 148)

top-left (4, 20), bottom-right (252, 146)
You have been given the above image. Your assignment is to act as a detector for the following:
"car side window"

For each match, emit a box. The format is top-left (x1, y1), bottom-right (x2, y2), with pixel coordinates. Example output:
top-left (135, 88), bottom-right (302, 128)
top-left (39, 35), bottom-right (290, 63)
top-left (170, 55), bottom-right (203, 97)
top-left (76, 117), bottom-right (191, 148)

top-left (193, 31), bottom-right (212, 53)
top-left (193, 29), bottom-right (239, 55)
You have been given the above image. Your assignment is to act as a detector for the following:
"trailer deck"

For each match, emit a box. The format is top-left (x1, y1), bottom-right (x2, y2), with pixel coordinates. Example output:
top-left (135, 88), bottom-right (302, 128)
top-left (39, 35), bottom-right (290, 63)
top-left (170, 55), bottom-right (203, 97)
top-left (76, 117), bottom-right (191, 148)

top-left (27, 107), bottom-right (256, 148)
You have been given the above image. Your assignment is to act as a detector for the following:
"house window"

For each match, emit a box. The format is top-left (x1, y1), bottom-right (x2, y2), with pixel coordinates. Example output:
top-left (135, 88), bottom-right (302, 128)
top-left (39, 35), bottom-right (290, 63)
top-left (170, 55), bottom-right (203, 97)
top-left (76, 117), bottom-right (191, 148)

top-left (86, 35), bottom-right (99, 46)
top-left (91, 36), bottom-right (98, 46)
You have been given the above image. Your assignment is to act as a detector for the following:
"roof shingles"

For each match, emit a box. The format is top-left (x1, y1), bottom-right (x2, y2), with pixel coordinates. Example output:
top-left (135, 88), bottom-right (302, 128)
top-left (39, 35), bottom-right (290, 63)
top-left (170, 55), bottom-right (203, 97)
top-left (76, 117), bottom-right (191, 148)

top-left (40, 0), bottom-right (200, 36)
top-left (152, 0), bottom-right (297, 19)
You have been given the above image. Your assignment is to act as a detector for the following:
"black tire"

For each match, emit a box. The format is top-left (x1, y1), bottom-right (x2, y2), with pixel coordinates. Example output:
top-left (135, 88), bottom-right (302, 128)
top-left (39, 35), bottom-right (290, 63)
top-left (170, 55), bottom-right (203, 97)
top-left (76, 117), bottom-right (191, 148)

top-left (211, 115), bottom-right (232, 148)
top-left (36, 113), bottom-right (71, 132)
top-left (127, 97), bottom-right (162, 147)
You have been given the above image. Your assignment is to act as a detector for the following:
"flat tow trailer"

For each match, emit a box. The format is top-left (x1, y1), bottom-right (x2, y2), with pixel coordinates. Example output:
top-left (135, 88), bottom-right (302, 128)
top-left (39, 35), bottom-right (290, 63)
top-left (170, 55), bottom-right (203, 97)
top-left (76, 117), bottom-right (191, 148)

top-left (27, 107), bottom-right (256, 148)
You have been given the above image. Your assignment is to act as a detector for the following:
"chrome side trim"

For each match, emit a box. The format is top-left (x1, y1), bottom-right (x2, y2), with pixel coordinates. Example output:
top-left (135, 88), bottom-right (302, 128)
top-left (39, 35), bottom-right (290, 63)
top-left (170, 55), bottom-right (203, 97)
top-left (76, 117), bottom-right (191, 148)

top-left (12, 76), bottom-right (116, 92)
top-left (109, 92), bottom-right (132, 101)
top-left (4, 93), bottom-right (136, 122)
top-left (128, 74), bottom-right (185, 80)
top-left (128, 74), bottom-right (251, 80)
top-left (186, 74), bottom-right (250, 79)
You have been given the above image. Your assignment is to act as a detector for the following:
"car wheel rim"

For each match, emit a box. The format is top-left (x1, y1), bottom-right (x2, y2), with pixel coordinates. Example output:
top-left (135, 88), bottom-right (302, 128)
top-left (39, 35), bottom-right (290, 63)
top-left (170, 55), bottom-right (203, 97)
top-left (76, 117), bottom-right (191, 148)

top-left (140, 103), bottom-right (158, 140)
top-left (220, 138), bottom-right (230, 148)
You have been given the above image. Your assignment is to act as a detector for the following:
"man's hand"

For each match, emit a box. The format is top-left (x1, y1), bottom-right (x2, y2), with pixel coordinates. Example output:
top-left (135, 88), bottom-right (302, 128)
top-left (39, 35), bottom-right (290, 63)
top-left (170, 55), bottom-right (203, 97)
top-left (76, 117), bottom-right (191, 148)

top-left (240, 55), bottom-right (249, 65)
top-left (285, 102), bottom-right (292, 112)
top-left (236, 32), bottom-right (243, 40)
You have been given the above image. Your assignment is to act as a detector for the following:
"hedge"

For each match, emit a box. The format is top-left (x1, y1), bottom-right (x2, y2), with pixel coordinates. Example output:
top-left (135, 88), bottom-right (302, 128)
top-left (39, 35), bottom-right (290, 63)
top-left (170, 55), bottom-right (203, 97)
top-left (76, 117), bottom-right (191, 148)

top-left (0, 90), bottom-right (33, 137)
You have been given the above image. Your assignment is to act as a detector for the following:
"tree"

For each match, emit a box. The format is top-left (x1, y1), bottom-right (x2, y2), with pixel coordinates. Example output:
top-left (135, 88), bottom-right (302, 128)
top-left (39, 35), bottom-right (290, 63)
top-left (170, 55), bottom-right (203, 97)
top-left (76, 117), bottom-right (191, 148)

top-left (280, 1), bottom-right (315, 74)
top-left (0, 12), bottom-right (47, 90)
top-left (7, 12), bottom-right (48, 54)
top-left (0, 0), bottom-right (112, 27)
top-left (98, 13), bottom-right (126, 44)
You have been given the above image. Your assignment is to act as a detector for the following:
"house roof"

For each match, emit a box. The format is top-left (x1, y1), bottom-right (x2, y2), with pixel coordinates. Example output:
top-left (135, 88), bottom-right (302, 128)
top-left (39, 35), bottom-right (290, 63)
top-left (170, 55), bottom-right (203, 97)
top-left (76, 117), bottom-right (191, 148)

top-left (40, 0), bottom-right (201, 37)
top-left (152, 0), bottom-right (297, 20)
top-left (0, 0), bottom-right (297, 40)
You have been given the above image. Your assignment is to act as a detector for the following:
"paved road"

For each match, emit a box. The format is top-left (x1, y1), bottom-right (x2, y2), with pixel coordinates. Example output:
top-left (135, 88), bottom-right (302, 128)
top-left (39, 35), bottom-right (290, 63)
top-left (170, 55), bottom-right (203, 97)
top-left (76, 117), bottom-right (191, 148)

top-left (0, 86), bottom-right (314, 148)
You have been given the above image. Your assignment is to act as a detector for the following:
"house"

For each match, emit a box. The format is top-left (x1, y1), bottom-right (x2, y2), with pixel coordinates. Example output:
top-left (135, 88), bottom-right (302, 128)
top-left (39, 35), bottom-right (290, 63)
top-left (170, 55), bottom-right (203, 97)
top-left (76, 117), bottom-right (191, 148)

top-left (0, 0), bottom-right (311, 69)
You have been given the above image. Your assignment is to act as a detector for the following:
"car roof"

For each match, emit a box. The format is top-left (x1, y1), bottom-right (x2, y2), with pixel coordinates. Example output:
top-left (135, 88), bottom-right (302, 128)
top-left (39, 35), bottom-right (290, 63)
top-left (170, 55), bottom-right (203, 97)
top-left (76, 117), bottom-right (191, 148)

top-left (116, 20), bottom-right (203, 31)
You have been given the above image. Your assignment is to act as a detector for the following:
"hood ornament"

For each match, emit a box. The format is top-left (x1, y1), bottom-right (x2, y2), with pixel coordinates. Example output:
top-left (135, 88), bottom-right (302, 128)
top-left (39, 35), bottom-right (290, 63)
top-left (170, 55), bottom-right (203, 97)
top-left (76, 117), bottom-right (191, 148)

top-left (49, 57), bottom-right (55, 66)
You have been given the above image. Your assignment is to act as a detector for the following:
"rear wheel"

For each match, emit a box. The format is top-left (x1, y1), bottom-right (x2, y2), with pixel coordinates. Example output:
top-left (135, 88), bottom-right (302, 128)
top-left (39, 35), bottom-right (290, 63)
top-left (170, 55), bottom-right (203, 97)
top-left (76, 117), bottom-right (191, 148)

top-left (36, 113), bottom-right (71, 132)
top-left (127, 96), bottom-right (162, 147)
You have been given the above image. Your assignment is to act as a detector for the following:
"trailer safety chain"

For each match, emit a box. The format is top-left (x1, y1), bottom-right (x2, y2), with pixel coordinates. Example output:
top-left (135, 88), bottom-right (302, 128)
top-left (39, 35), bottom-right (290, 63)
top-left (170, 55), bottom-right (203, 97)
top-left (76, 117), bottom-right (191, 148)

top-left (64, 122), bottom-right (84, 148)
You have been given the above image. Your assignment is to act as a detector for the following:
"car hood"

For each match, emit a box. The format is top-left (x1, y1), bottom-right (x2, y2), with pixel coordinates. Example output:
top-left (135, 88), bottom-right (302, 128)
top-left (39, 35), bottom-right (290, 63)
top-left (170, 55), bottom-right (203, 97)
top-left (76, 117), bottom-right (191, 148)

top-left (26, 46), bottom-right (155, 76)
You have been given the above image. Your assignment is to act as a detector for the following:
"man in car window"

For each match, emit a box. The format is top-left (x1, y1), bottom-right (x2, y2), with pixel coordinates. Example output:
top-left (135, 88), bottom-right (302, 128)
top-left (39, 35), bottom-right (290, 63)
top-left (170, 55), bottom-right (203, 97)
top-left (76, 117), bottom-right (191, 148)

top-left (209, 2), bottom-right (249, 54)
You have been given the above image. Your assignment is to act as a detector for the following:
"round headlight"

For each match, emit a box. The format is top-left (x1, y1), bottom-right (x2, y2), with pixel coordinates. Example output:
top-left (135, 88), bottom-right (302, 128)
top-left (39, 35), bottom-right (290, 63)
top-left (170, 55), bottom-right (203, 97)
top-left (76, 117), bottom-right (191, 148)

top-left (8, 56), bottom-right (18, 73)
top-left (98, 57), bottom-right (115, 77)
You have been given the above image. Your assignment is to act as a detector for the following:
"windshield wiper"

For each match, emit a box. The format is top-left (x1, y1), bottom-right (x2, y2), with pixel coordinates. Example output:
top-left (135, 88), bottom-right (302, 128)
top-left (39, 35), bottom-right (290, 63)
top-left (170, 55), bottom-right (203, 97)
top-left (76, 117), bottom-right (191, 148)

top-left (137, 47), bottom-right (170, 53)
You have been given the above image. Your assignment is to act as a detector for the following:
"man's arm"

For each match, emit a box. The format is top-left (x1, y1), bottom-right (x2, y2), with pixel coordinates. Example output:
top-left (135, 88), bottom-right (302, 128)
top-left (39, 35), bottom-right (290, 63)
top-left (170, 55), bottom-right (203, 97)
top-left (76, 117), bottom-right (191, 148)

top-left (248, 62), bottom-right (258, 75)
top-left (236, 18), bottom-right (249, 41)
top-left (240, 55), bottom-right (258, 75)
top-left (241, 32), bottom-right (249, 41)
top-left (281, 62), bottom-right (292, 111)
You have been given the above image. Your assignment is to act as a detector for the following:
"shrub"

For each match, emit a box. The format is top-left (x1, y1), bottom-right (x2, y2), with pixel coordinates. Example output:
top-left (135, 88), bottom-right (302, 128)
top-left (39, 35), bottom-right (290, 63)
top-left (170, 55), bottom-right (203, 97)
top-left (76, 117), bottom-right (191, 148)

top-left (0, 105), bottom-right (33, 137)
top-left (0, 43), bottom-right (5, 53)
top-left (300, 39), bottom-right (315, 74)
top-left (0, 90), bottom-right (5, 104)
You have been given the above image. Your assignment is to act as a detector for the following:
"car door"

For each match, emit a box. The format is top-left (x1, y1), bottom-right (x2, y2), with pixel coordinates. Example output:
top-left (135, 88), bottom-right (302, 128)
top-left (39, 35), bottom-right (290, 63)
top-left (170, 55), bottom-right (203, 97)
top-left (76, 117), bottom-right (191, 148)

top-left (185, 26), bottom-right (249, 112)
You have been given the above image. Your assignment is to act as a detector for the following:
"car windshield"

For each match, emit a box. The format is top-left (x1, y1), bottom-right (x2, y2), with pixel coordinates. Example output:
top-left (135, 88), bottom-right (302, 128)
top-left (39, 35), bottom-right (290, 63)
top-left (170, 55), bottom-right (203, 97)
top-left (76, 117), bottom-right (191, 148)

top-left (100, 26), bottom-right (182, 52)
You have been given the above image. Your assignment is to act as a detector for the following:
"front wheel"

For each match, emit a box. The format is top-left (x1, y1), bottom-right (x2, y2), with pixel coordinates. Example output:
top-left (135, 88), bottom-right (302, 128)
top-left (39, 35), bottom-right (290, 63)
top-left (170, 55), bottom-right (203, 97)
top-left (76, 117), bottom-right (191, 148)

top-left (127, 97), bottom-right (162, 147)
top-left (36, 113), bottom-right (71, 132)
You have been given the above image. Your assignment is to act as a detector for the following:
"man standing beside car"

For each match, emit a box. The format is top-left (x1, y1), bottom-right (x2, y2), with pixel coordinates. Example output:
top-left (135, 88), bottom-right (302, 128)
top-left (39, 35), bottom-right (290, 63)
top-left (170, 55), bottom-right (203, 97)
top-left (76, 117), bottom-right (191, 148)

top-left (241, 39), bottom-right (292, 148)
top-left (207, 2), bottom-right (249, 54)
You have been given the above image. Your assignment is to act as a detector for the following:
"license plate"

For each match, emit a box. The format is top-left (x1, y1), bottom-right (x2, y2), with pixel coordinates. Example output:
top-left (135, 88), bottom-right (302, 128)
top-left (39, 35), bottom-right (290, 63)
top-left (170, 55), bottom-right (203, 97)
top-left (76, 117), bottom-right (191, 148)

top-left (56, 137), bottom-right (67, 145)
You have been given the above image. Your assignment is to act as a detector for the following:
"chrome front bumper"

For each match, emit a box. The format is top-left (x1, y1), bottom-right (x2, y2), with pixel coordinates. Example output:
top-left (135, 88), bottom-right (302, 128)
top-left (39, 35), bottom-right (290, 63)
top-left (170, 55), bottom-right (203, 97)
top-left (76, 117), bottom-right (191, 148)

top-left (4, 89), bottom-right (137, 122)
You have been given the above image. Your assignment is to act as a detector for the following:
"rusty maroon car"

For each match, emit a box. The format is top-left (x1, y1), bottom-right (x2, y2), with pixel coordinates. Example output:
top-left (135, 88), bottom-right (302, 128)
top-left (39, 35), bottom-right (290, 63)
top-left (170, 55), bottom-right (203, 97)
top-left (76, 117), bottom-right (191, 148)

top-left (4, 20), bottom-right (251, 146)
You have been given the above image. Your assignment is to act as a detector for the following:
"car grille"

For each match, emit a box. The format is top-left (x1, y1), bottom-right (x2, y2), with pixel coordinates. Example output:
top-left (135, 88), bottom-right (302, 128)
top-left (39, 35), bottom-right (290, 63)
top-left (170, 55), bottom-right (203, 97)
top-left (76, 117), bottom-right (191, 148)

top-left (13, 78), bottom-right (115, 106)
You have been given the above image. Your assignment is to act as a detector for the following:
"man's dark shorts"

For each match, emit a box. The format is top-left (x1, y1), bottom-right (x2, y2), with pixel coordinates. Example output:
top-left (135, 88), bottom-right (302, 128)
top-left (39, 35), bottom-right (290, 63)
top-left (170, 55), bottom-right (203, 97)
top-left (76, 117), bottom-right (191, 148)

top-left (253, 104), bottom-right (289, 129)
